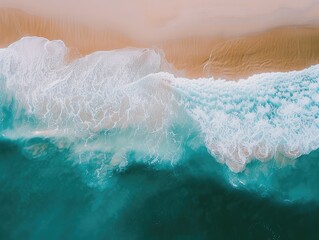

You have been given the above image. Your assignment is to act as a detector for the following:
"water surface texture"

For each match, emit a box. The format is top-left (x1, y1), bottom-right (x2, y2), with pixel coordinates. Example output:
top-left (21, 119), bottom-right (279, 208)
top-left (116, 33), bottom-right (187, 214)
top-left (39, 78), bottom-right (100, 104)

top-left (0, 37), bottom-right (319, 239)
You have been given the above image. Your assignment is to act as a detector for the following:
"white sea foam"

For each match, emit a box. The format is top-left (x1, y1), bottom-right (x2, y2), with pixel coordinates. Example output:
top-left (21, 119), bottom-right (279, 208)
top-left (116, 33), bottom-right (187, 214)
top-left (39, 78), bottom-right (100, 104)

top-left (172, 68), bottom-right (319, 171)
top-left (1, 37), bottom-right (319, 172)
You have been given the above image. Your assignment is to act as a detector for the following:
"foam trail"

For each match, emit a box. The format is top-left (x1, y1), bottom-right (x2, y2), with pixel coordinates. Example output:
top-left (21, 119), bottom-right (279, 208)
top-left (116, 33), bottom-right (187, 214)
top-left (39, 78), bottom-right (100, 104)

top-left (0, 37), bottom-right (319, 177)
top-left (0, 37), bottom-right (190, 171)
top-left (173, 68), bottom-right (319, 171)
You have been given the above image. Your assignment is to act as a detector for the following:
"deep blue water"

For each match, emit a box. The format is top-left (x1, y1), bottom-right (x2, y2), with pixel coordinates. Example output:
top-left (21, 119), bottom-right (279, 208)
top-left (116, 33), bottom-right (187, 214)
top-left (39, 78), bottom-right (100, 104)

top-left (0, 138), bottom-right (319, 240)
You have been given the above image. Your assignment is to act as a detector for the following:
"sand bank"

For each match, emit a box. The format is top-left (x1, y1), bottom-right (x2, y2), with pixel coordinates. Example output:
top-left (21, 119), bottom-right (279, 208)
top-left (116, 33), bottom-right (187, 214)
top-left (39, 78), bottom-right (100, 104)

top-left (1, 8), bottom-right (319, 79)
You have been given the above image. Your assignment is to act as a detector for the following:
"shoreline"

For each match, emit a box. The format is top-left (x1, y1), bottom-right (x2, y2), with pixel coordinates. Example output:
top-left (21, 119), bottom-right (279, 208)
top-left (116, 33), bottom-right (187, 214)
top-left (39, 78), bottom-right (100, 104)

top-left (1, 8), bottom-right (319, 79)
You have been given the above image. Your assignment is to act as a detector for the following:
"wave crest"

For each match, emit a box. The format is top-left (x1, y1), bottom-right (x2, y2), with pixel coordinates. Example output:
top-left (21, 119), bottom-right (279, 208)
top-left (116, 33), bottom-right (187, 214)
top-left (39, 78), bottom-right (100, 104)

top-left (1, 37), bottom-right (319, 173)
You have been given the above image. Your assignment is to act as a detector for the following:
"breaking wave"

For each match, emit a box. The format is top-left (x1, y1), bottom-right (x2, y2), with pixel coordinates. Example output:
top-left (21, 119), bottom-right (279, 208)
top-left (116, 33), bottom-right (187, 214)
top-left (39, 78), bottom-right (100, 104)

top-left (1, 37), bottom-right (319, 199)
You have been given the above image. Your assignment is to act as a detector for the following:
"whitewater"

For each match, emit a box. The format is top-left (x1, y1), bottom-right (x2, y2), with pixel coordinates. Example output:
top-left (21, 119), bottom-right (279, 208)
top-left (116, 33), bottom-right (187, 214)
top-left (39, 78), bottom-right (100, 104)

top-left (1, 37), bottom-right (319, 202)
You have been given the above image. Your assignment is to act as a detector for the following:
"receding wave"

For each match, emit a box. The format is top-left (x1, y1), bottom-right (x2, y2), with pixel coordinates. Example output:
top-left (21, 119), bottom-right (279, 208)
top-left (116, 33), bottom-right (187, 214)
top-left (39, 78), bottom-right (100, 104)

top-left (0, 37), bottom-right (319, 200)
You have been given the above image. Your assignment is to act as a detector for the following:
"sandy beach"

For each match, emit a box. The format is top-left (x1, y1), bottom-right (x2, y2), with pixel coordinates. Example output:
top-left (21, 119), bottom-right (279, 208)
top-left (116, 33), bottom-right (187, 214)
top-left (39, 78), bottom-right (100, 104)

top-left (1, 1), bottom-right (319, 79)
top-left (1, 2), bottom-right (319, 239)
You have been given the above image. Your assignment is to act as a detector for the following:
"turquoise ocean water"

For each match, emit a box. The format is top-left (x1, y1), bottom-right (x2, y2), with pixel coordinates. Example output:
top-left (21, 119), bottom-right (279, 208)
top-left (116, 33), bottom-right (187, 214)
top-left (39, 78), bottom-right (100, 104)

top-left (0, 37), bottom-right (319, 239)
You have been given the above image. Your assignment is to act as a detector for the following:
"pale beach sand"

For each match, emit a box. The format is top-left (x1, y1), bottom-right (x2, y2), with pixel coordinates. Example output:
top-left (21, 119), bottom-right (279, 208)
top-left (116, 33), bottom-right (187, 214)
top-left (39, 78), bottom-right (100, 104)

top-left (1, 0), bottom-right (319, 79)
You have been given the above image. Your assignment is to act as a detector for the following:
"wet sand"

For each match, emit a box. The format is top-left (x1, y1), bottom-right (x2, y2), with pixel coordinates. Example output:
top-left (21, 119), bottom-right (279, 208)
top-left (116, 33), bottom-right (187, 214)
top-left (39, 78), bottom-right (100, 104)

top-left (1, 8), bottom-right (319, 79)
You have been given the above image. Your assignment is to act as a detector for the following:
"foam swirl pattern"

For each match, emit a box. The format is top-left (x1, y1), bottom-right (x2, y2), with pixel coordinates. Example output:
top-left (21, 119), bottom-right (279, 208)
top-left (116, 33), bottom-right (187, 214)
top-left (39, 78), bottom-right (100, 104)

top-left (0, 37), bottom-right (319, 176)
top-left (173, 69), bottom-right (319, 171)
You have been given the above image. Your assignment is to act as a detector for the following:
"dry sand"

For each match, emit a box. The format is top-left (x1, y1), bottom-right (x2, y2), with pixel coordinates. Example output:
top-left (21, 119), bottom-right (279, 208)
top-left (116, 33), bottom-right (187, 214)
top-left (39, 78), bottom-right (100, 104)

top-left (1, 8), bottom-right (319, 79)
top-left (3, 0), bottom-right (319, 42)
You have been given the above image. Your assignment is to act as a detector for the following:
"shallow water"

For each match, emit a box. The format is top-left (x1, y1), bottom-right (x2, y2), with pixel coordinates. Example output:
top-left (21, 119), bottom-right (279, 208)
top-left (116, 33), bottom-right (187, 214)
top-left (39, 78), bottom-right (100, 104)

top-left (0, 37), bottom-right (319, 239)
